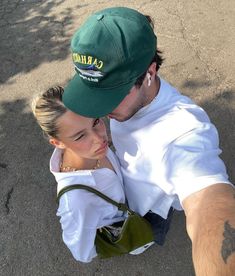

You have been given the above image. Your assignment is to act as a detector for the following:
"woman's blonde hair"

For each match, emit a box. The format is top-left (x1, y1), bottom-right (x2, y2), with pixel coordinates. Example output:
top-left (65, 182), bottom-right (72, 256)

top-left (32, 86), bottom-right (67, 139)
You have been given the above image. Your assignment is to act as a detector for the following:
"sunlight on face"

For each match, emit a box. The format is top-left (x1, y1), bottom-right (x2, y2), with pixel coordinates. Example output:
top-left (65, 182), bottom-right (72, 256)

top-left (55, 110), bottom-right (108, 160)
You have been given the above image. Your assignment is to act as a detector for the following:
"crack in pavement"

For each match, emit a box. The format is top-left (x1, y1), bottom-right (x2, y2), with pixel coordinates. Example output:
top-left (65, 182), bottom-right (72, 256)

top-left (5, 187), bottom-right (13, 214)
top-left (165, 3), bottom-right (221, 82)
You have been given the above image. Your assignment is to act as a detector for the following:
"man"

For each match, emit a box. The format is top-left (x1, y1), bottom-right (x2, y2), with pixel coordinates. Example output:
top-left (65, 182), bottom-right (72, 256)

top-left (62, 7), bottom-right (235, 275)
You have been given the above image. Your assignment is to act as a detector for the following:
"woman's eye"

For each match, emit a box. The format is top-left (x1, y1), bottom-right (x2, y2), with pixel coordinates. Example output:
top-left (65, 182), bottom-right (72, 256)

top-left (74, 134), bottom-right (84, 141)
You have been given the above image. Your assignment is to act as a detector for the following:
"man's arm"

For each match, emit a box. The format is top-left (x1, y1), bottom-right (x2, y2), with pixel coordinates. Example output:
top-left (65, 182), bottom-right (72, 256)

top-left (182, 183), bottom-right (235, 276)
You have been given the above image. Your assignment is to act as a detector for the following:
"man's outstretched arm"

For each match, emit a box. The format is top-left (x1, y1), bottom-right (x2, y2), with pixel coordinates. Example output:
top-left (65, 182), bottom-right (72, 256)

top-left (183, 184), bottom-right (235, 276)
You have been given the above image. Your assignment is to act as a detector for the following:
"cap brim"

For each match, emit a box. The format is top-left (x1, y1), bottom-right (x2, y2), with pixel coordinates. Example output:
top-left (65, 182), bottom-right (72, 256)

top-left (62, 74), bottom-right (135, 118)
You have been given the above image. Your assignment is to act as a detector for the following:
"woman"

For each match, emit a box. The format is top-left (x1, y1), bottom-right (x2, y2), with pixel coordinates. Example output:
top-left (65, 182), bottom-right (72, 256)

top-left (32, 86), bottom-right (153, 263)
top-left (32, 86), bottom-right (126, 262)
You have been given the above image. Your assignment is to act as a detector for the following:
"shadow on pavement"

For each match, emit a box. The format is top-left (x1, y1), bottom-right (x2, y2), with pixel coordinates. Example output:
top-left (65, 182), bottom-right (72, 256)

top-left (0, 0), bottom-right (74, 84)
top-left (0, 98), bottom-right (59, 275)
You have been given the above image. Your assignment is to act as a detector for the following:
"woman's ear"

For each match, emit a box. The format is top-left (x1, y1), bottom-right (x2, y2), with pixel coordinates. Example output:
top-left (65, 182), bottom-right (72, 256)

top-left (49, 138), bottom-right (65, 149)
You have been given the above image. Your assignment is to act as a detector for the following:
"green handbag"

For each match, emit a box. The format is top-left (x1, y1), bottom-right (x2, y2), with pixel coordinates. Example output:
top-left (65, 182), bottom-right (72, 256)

top-left (57, 184), bottom-right (154, 258)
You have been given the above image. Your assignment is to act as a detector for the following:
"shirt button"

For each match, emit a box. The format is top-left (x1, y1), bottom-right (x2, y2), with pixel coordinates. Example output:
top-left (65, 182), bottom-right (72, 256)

top-left (97, 14), bottom-right (104, 21)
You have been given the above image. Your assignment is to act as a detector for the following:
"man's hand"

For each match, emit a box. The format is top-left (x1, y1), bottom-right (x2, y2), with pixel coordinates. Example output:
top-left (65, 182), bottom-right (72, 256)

top-left (183, 184), bottom-right (235, 276)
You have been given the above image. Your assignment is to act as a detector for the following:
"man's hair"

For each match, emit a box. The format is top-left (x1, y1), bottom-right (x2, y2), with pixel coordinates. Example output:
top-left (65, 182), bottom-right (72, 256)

top-left (135, 15), bottom-right (164, 88)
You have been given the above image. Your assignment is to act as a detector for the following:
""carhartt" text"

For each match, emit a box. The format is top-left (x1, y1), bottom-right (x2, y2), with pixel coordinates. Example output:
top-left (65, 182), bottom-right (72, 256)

top-left (73, 53), bottom-right (103, 69)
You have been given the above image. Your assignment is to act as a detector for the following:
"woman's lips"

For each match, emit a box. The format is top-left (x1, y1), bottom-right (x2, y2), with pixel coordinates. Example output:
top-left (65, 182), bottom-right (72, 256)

top-left (95, 141), bottom-right (108, 153)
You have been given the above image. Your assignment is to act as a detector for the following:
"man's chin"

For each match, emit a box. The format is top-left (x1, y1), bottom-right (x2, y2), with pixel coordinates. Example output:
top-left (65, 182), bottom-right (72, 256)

top-left (108, 114), bottom-right (132, 122)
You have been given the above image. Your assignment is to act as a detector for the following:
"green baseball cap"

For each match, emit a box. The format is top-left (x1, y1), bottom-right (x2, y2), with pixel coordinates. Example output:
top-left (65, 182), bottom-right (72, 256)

top-left (63, 7), bottom-right (157, 117)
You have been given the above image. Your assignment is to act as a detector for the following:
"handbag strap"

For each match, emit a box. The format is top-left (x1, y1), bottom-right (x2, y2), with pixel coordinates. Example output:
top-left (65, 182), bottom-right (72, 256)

top-left (57, 184), bottom-right (133, 213)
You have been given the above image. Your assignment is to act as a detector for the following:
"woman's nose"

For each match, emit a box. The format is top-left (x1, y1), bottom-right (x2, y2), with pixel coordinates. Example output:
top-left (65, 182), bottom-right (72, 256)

top-left (92, 131), bottom-right (104, 143)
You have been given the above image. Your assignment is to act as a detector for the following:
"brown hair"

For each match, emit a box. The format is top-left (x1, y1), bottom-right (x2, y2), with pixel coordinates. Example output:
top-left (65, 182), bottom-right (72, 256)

top-left (135, 15), bottom-right (164, 88)
top-left (31, 86), bottom-right (67, 139)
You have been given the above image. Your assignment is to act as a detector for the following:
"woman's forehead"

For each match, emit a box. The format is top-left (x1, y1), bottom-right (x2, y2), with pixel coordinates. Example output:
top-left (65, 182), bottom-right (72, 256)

top-left (58, 110), bottom-right (95, 135)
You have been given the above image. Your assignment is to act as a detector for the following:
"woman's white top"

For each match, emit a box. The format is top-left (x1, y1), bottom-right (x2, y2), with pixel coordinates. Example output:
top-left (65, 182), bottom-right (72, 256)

top-left (50, 148), bottom-right (125, 263)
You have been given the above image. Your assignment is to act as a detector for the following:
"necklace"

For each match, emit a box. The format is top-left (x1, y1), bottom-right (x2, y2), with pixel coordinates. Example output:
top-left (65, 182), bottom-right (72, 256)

top-left (93, 159), bottom-right (101, 170)
top-left (60, 159), bottom-right (100, 172)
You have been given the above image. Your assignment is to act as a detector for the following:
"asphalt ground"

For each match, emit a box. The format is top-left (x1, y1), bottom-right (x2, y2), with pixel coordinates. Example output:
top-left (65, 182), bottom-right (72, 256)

top-left (0, 1), bottom-right (234, 275)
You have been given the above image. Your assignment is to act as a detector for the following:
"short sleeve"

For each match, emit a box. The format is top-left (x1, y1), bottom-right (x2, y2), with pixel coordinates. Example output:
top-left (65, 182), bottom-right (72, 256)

top-left (164, 122), bottom-right (231, 202)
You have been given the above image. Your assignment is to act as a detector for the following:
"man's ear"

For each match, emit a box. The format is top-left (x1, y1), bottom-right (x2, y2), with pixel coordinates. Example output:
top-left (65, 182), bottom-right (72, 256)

top-left (144, 62), bottom-right (157, 87)
top-left (49, 138), bottom-right (65, 149)
top-left (147, 62), bottom-right (157, 77)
